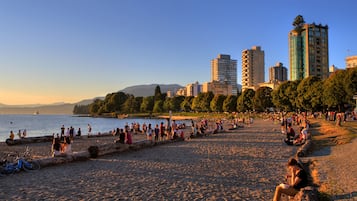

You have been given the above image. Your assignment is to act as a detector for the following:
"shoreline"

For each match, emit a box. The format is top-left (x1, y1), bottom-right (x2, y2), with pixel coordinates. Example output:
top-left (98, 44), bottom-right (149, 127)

top-left (0, 118), bottom-right (354, 200)
top-left (0, 118), bottom-right (297, 200)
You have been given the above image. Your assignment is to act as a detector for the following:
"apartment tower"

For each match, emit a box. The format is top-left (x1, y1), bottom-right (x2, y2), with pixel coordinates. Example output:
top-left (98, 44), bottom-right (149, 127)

top-left (289, 15), bottom-right (329, 80)
top-left (269, 62), bottom-right (288, 82)
top-left (241, 46), bottom-right (265, 91)
top-left (211, 54), bottom-right (237, 95)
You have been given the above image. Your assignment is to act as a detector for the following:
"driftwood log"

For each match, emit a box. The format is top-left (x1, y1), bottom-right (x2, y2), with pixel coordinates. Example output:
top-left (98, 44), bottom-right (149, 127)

top-left (35, 139), bottom-right (184, 168)
top-left (87, 133), bottom-right (113, 138)
top-left (5, 135), bottom-right (53, 146)
top-left (297, 139), bottom-right (313, 157)
top-left (292, 186), bottom-right (319, 201)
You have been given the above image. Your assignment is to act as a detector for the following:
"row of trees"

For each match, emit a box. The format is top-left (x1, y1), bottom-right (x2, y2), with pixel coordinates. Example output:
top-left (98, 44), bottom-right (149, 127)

top-left (73, 68), bottom-right (357, 115)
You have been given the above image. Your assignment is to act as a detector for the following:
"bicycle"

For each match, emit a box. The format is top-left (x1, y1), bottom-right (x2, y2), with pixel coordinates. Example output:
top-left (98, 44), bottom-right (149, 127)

top-left (0, 157), bottom-right (40, 175)
top-left (0, 146), bottom-right (40, 175)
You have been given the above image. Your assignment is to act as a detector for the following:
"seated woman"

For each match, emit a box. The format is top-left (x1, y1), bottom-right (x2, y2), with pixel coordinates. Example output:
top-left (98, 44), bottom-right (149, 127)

top-left (293, 128), bottom-right (308, 145)
top-left (273, 158), bottom-right (308, 201)
top-left (284, 124), bottom-right (295, 145)
top-left (52, 134), bottom-right (62, 157)
top-left (9, 130), bottom-right (15, 140)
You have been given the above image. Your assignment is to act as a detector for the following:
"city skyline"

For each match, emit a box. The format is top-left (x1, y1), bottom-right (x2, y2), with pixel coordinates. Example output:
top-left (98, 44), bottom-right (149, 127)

top-left (1, 0), bottom-right (356, 105)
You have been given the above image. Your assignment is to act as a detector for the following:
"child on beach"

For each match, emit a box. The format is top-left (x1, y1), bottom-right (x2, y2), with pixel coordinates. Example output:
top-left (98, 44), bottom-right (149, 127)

top-left (9, 130), bottom-right (15, 140)
top-left (125, 125), bottom-right (132, 144)
top-left (272, 158), bottom-right (308, 201)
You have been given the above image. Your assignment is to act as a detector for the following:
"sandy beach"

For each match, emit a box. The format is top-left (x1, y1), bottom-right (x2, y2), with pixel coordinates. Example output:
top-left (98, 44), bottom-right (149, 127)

top-left (0, 119), bottom-right (301, 200)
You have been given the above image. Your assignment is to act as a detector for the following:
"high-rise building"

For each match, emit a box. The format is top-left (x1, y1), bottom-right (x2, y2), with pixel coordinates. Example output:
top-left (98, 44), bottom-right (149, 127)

top-left (211, 54), bottom-right (237, 95)
top-left (241, 46), bottom-right (265, 91)
top-left (346, 55), bottom-right (357, 69)
top-left (289, 15), bottom-right (329, 80)
top-left (269, 62), bottom-right (287, 82)
top-left (202, 81), bottom-right (233, 96)
top-left (186, 81), bottom-right (201, 97)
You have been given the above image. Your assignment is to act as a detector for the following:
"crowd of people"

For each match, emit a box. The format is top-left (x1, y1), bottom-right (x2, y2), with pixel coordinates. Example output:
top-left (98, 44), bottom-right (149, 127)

top-left (8, 129), bottom-right (27, 140)
top-left (280, 114), bottom-right (310, 146)
top-left (112, 120), bottom-right (187, 144)
top-left (51, 124), bottom-right (92, 157)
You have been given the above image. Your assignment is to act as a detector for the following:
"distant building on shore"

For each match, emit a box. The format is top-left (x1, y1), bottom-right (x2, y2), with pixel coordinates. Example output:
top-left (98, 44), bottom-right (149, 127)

top-left (202, 80), bottom-right (233, 96)
top-left (186, 81), bottom-right (201, 97)
top-left (242, 46), bottom-right (265, 91)
top-left (346, 55), bottom-right (357, 69)
top-left (289, 15), bottom-right (329, 80)
top-left (211, 54), bottom-right (238, 95)
top-left (269, 62), bottom-right (287, 82)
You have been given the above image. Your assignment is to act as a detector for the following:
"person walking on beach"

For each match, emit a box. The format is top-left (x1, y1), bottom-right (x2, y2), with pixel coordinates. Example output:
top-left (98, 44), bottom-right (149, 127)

top-left (147, 123), bottom-right (153, 141)
top-left (87, 124), bottom-right (92, 136)
top-left (154, 124), bottom-right (160, 142)
top-left (160, 122), bottom-right (166, 141)
top-left (125, 125), bottom-right (132, 144)
top-left (76, 128), bottom-right (81, 137)
top-left (272, 158), bottom-right (308, 201)
top-left (61, 125), bottom-right (65, 136)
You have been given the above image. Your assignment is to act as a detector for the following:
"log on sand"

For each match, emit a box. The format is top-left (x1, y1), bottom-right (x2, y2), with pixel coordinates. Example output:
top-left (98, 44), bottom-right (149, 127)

top-left (297, 139), bottom-right (313, 157)
top-left (5, 135), bottom-right (53, 146)
top-left (36, 139), bottom-right (184, 168)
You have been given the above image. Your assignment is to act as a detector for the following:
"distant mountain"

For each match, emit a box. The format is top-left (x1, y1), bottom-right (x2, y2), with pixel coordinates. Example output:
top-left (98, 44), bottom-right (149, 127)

top-left (0, 104), bottom-right (75, 115)
top-left (119, 84), bottom-right (183, 97)
top-left (75, 97), bottom-right (104, 105)
top-left (0, 84), bottom-right (184, 114)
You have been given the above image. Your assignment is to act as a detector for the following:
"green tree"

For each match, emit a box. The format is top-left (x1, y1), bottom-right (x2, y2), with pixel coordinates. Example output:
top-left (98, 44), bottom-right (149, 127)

top-left (163, 97), bottom-right (173, 112)
top-left (223, 95), bottom-right (237, 112)
top-left (89, 99), bottom-right (104, 115)
top-left (253, 87), bottom-right (273, 112)
top-left (73, 104), bottom-right (90, 114)
top-left (153, 100), bottom-right (164, 113)
top-left (172, 96), bottom-right (185, 112)
top-left (210, 94), bottom-right (226, 112)
top-left (180, 96), bottom-right (193, 112)
top-left (154, 85), bottom-right (163, 102)
top-left (272, 80), bottom-right (300, 111)
top-left (192, 92), bottom-right (214, 112)
top-left (140, 96), bottom-right (154, 112)
top-left (323, 70), bottom-right (348, 111)
top-left (164, 96), bottom-right (185, 112)
top-left (122, 95), bottom-right (138, 113)
top-left (345, 68), bottom-right (357, 106)
top-left (237, 89), bottom-right (255, 112)
top-left (133, 97), bottom-right (143, 113)
top-left (296, 76), bottom-right (323, 112)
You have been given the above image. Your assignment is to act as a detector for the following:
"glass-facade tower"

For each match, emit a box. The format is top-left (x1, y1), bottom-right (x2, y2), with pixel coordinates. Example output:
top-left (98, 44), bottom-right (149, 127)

top-left (289, 16), bottom-right (329, 80)
top-left (211, 54), bottom-right (237, 95)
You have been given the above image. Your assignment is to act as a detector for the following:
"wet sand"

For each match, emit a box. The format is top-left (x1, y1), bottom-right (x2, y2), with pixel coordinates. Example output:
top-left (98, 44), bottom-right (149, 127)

top-left (1, 119), bottom-right (298, 200)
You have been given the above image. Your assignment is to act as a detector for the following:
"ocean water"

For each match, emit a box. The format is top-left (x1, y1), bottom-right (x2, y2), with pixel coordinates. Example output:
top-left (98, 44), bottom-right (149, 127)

top-left (0, 114), bottom-right (190, 142)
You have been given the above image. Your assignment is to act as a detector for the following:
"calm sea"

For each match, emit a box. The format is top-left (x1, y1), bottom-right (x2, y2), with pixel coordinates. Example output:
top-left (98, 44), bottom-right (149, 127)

top-left (0, 114), bottom-right (190, 142)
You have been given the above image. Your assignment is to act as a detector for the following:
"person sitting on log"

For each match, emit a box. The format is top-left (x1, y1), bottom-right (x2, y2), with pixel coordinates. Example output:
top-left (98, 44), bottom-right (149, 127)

top-left (52, 134), bottom-right (62, 157)
top-left (293, 127), bottom-right (308, 146)
top-left (9, 130), bottom-right (15, 140)
top-left (272, 158), bottom-right (308, 201)
top-left (284, 124), bottom-right (295, 145)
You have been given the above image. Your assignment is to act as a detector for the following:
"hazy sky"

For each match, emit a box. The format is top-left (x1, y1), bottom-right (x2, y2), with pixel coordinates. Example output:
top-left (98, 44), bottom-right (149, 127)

top-left (0, 0), bottom-right (356, 105)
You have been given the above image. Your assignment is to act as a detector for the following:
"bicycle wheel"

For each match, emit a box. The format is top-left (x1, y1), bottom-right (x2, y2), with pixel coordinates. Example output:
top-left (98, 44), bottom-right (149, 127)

top-left (22, 161), bottom-right (41, 172)
top-left (1, 166), bottom-right (16, 175)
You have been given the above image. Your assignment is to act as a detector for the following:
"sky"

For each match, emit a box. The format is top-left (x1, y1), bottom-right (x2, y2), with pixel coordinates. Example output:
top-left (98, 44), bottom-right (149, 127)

top-left (0, 0), bottom-right (356, 105)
